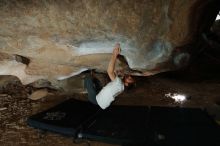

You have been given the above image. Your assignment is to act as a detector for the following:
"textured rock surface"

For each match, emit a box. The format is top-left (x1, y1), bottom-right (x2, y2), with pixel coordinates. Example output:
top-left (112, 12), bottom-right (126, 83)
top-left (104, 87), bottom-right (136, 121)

top-left (0, 0), bottom-right (219, 85)
top-left (28, 89), bottom-right (48, 100)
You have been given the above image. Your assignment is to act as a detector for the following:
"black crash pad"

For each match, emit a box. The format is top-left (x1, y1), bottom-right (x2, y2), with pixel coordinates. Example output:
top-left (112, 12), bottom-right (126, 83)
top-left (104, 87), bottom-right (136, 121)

top-left (27, 99), bottom-right (149, 145)
top-left (27, 99), bottom-right (100, 137)
top-left (27, 98), bottom-right (220, 146)
top-left (79, 105), bottom-right (149, 145)
top-left (148, 107), bottom-right (220, 146)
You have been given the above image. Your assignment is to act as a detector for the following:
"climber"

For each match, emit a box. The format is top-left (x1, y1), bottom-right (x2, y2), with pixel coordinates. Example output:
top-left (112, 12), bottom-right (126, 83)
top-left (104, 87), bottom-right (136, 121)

top-left (84, 43), bottom-right (135, 109)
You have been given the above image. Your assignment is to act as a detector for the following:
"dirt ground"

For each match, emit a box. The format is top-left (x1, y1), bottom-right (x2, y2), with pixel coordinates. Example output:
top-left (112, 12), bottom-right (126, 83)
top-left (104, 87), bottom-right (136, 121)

top-left (1, 58), bottom-right (220, 146)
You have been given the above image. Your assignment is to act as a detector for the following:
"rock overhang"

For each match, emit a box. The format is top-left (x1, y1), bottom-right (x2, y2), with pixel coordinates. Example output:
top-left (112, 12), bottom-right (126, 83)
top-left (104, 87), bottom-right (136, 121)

top-left (0, 0), bottom-right (219, 85)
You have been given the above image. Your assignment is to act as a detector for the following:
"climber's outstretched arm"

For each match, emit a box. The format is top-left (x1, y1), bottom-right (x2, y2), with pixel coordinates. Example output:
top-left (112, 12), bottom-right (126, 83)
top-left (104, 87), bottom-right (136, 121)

top-left (107, 43), bottom-right (121, 81)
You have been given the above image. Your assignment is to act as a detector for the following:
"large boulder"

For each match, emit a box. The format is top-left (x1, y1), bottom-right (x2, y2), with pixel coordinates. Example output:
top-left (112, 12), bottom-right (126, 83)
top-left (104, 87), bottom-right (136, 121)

top-left (0, 0), bottom-right (219, 85)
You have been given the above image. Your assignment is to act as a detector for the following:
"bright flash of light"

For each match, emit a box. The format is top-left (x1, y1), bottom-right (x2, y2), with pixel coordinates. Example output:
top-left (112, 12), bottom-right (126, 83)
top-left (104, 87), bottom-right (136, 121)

top-left (165, 93), bottom-right (186, 103)
top-left (216, 13), bottom-right (220, 21)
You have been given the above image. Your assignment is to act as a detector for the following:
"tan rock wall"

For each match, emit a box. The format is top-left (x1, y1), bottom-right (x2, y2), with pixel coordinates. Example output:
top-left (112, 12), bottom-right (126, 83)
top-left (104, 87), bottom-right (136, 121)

top-left (0, 0), bottom-right (218, 84)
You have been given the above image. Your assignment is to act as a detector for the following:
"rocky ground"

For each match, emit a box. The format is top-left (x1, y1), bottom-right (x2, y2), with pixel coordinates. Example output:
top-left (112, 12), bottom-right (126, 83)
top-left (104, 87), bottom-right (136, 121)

top-left (0, 81), bottom-right (116, 146)
top-left (0, 57), bottom-right (220, 146)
